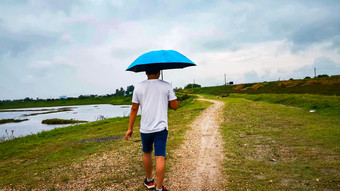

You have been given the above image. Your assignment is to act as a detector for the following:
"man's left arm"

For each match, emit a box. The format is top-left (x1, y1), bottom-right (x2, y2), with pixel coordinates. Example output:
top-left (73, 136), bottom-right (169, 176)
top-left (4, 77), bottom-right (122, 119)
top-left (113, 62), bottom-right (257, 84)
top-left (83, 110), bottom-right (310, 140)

top-left (168, 85), bottom-right (178, 110)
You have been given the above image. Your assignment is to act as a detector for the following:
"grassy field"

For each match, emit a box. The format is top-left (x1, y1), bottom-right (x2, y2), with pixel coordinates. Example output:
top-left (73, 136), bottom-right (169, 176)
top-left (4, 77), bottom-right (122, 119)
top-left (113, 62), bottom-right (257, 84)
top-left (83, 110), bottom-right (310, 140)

top-left (0, 96), bottom-right (211, 190)
top-left (228, 93), bottom-right (340, 116)
top-left (202, 94), bottom-right (340, 190)
top-left (1, 91), bottom-right (339, 190)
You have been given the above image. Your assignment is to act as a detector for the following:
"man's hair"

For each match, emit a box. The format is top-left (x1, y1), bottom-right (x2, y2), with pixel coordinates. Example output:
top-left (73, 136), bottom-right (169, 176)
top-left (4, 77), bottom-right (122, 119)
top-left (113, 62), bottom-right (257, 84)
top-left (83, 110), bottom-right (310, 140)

top-left (145, 65), bottom-right (160, 75)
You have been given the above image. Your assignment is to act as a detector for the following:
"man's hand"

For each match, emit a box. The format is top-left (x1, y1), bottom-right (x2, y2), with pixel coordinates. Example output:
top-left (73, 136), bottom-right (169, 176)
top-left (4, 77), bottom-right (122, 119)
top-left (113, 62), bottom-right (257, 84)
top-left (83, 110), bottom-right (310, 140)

top-left (169, 99), bottom-right (178, 110)
top-left (125, 129), bottom-right (133, 140)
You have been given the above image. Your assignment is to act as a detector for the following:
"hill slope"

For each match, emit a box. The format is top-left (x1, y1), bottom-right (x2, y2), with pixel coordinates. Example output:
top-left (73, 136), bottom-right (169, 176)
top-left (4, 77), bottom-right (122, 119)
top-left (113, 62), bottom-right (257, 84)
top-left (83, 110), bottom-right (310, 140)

top-left (191, 76), bottom-right (340, 96)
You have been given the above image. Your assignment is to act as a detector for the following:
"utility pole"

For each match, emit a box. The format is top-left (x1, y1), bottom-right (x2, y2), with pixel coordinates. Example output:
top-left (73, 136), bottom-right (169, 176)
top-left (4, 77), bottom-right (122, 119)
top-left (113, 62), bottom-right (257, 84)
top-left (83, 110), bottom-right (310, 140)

top-left (314, 67), bottom-right (316, 77)
top-left (224, 73), bottom-right (227, 85)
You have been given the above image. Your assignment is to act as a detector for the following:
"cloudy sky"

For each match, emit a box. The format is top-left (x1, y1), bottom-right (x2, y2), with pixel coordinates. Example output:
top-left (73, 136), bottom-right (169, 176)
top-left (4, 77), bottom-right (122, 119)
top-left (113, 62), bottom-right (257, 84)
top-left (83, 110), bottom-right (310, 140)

top-left (0, 0), bottom-right (339, 100)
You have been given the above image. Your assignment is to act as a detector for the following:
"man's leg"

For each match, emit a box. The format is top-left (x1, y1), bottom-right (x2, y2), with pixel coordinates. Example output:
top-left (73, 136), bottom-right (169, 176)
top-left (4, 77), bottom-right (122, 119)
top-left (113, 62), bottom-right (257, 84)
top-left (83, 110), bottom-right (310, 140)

top-left (143, 152), bottom-right (153, 179)
top-left (155, 156), bottom-right (165, 189)
top-left (141, 132), bottom-right (154, 180)
top-left (154, 129), bottom-right (168, 189)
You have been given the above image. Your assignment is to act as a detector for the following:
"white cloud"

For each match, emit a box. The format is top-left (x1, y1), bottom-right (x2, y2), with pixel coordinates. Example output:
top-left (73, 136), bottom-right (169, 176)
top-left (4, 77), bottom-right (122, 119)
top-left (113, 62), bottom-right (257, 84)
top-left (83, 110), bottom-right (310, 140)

top-left (164, 39), bottom-right (339, 87)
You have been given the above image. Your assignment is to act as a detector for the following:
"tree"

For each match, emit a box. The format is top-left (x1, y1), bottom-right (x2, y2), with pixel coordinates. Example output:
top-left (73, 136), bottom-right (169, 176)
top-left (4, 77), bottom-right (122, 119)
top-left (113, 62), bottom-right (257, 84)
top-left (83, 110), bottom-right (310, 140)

top-left (184, 83), bottom-right (201, 89)
top-left (114, 87), bottom-right (125, 96)
top-left (304, 76), bottom-right (311, 80)
top-left (126, 85), bottom-right (134, 95)
top-left (24, 97), bottom-right (32, 101)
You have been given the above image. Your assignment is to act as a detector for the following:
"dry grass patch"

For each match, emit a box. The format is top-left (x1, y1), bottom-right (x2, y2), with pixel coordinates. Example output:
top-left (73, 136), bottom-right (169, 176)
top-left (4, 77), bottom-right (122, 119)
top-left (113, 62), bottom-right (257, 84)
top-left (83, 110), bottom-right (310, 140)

top-left (278, 81), bottom-right (301, 87)
top-left (233, 84), bottom-right (244, 90)
top-left (218, 97), bottom-right (340, 190)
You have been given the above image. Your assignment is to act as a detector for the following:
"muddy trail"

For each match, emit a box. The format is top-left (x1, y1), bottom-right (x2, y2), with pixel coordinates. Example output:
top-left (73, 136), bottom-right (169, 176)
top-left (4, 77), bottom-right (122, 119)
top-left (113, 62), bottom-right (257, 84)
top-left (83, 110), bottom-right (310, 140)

top-left (165, 98), bottom-right (227, 190)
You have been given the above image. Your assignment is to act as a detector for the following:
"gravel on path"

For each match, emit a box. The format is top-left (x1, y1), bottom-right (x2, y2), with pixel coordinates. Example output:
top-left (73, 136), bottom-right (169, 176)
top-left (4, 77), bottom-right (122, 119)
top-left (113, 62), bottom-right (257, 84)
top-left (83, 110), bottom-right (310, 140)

top-left (165, 98), bottom-right (227, 190)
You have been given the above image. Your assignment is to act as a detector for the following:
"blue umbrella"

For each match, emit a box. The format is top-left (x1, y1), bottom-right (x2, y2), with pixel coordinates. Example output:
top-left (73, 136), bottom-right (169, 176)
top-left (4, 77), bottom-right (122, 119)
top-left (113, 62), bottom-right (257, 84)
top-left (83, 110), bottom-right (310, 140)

top-left (126, 50), bottom-right (196, 73)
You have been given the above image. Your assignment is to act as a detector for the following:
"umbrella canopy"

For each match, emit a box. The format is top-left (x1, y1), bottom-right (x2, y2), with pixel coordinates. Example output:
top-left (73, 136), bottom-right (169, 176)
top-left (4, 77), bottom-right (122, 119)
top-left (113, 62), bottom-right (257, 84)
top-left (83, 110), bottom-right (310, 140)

top-left (126, 50), bottom-right (196, 72)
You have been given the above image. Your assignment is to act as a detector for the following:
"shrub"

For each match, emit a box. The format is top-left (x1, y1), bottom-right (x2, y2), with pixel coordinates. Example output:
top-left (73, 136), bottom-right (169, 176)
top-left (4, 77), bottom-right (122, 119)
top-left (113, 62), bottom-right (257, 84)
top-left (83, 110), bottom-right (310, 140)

top-left (177, 93), bottom-right (189, 101)
top-left (184, 83), bottom-right (201, 89)
top-left (316, 74), bottom-right (329, 78)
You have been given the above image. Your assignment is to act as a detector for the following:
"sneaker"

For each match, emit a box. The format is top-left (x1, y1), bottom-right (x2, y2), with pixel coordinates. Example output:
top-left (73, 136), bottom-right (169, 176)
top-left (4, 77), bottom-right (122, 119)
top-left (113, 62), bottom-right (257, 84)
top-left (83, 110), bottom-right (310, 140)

top-left (143, 178), bottom-right (155, 189)
top-left (156, 185), bottom-right (168, 191)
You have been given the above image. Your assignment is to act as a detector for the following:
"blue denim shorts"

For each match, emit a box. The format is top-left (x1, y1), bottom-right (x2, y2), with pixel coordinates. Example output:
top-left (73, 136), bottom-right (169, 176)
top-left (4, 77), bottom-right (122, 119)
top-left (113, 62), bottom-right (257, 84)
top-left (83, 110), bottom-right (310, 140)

top-left (140, 129), bottom-right (168, 156)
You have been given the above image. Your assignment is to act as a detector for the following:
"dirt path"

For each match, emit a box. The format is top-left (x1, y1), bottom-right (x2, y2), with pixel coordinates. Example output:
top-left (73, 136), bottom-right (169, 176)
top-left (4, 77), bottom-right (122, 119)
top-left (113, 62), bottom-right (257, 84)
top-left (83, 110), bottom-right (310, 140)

top-left (165, 98), bottom-right (226, 190)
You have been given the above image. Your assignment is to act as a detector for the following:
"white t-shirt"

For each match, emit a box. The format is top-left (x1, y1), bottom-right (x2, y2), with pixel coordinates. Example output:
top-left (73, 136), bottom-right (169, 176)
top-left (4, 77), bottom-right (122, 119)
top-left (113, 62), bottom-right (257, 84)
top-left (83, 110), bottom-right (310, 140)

top-left (132, 79), bottom-right (177, 134)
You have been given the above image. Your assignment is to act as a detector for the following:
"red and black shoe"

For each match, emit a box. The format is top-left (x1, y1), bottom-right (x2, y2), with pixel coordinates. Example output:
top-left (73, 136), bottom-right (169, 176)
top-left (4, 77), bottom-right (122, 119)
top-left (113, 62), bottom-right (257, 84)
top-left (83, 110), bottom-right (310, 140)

top-left (159, 185), bottom-right (168, 191)
top-left (143, 178), bottom-right (155, 189)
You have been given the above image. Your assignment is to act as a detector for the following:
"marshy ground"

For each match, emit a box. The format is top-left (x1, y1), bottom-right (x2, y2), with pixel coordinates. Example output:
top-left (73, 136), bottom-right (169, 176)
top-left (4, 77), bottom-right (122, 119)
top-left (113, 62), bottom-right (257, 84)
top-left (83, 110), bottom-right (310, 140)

top-left (41, 118), bottom-right (88, 124)
top-left (0, 119), bottom-right (28, 125)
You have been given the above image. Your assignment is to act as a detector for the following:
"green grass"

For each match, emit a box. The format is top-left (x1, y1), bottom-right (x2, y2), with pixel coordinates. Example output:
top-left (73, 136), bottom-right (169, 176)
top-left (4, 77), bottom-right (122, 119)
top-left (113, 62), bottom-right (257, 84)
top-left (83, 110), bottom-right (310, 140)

top-left (214, 96), bottom-right (340, 190)
top-left (41, 118), bottom-right (88, 124)
top-left (0, 118), bottom-right (28, 124)
top-left (227, 93), bottom-right (340, 116)
top-left (0, 96), bottom-right (211, 190)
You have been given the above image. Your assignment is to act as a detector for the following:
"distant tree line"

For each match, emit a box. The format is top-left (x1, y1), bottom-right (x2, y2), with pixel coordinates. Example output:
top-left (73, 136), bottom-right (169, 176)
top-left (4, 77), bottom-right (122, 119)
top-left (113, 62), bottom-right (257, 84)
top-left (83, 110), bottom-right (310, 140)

top-left (309, 74), bottom-right (330, 79)
top-left (1, 85), bottom-right (135, 102)
top-left (292, 74), bottom-right (331, 81)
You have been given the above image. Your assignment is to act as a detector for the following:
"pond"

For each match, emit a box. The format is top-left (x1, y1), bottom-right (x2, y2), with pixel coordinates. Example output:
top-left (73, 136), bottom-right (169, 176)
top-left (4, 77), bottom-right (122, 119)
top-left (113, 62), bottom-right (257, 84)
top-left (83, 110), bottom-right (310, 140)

top-left (0, 104), bottom-right (132, 140)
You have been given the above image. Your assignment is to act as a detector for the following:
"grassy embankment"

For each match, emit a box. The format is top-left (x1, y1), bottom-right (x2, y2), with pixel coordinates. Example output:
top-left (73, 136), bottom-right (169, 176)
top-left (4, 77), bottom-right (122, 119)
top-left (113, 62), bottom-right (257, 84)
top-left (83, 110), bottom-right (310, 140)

top-left (191, 75), bottom-right (340, 96)
top-left (198, 92), bottom-right (340, 190)
top-left (41, 118), bottom-right (88, 124)
top-left (0, 96), bottom-right (131, 110)
top-left (0, 95), bottom-right (212, 190)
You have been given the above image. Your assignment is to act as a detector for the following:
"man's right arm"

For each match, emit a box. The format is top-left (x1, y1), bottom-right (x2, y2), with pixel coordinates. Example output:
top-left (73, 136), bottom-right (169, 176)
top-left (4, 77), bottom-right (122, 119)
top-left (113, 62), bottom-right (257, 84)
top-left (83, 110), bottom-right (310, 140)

top-left (169, 100), bottom-right (178, 110)
top-left (125, 103), bottom-right (139, 140)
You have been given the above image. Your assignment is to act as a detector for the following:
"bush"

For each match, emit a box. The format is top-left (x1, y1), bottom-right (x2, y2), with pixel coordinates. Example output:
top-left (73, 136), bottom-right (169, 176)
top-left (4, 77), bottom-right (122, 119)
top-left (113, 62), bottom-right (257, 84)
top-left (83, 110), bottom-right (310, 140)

top-left (316, 74), bottom-right (329, 78)
top-left (184, 83), bottom-right (201, 89)
top-left (177, 93), bottom-right (189, 101)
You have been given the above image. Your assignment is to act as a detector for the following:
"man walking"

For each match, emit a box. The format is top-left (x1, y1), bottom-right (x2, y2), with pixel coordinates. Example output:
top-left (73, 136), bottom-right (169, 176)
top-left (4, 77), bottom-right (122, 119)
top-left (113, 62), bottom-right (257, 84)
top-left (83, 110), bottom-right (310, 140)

top-left (125, 65), bottom-right (178, 191)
